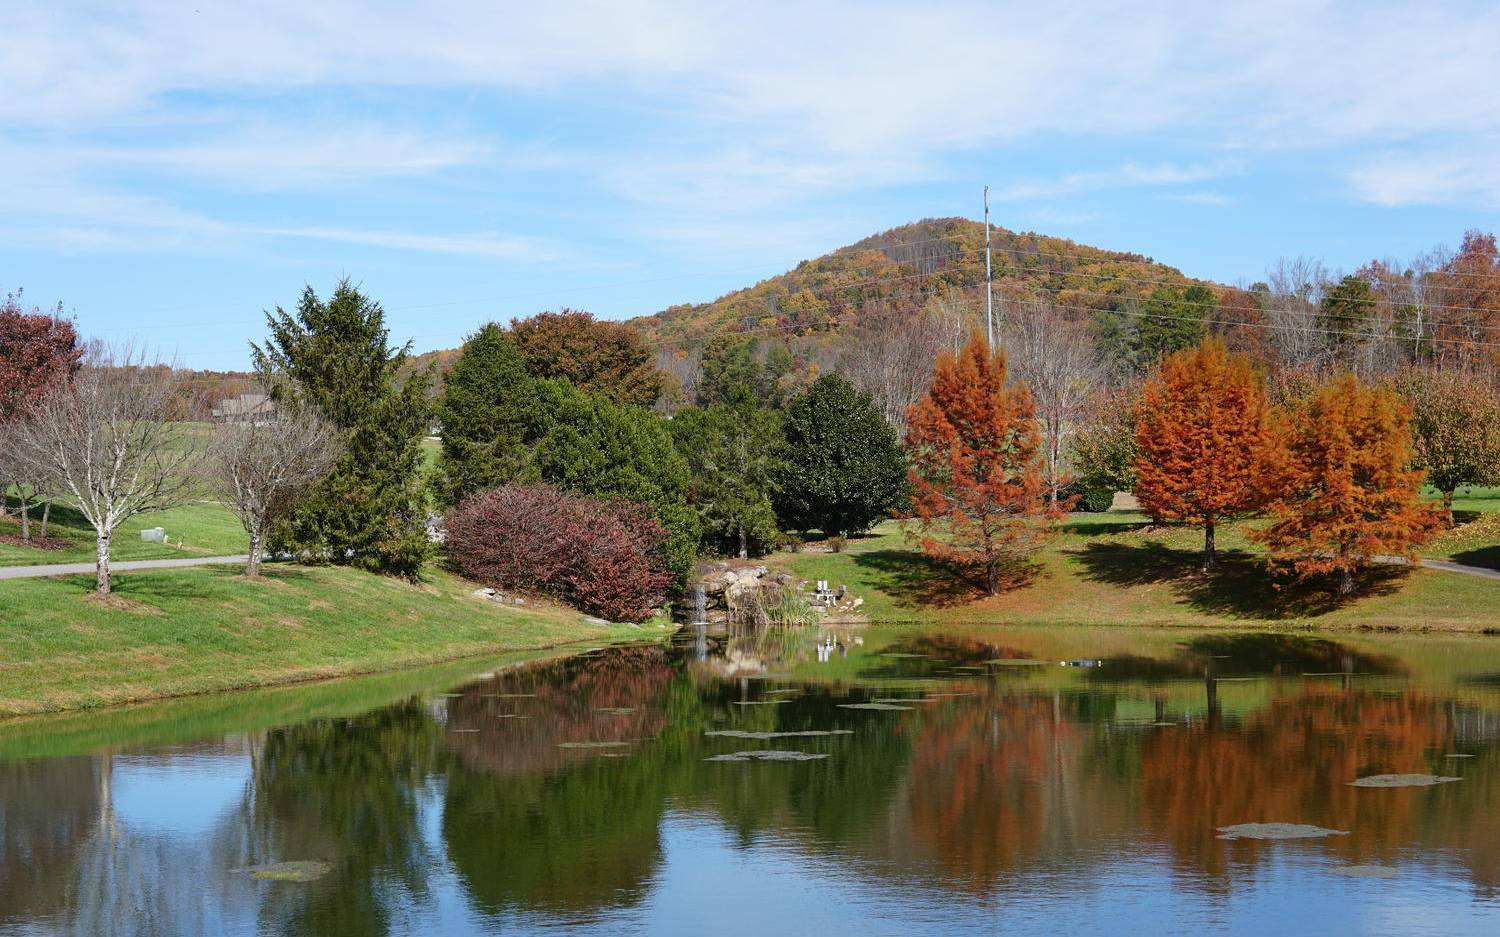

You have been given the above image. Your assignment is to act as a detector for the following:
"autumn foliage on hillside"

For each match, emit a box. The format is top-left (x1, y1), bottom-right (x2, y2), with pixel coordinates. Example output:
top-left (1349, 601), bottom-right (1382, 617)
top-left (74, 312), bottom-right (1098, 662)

top-left (1133, 339), bottom-right (1275, 568)
top-left (1252, 374), bottom-right (1442, 594)
top-left (904, 336), bottom-right (1056, 594)
top-left (445, 484), bottom-right (672, 622)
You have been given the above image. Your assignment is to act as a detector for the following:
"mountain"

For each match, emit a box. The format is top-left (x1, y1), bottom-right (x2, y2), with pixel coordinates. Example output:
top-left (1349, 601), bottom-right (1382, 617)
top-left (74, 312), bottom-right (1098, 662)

top-left (630, 217), bottom-right (1211, 348)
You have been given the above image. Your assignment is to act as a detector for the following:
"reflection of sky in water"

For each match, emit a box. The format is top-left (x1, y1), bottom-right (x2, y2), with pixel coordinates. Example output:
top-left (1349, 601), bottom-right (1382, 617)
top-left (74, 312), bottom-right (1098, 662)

top-left (109, 753), bottom-right (248, 837)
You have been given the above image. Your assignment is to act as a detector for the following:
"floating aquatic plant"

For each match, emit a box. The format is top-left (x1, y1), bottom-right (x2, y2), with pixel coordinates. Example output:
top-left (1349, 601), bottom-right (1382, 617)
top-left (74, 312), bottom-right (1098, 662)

top-left (705, 730), bottom-right (853, 739)
top-left (239, 861), bottom-right (332, 882)
top-left (1216, 823), bottom-right (1348, 840)
top-left (706, 750), bottom-right (830, 762)
top-left (1349, 774), bottom-right (1461, 788)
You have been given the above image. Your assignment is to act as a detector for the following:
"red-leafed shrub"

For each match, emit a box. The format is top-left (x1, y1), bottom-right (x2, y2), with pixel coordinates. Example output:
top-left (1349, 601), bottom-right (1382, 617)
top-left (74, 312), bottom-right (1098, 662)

top-left (445, 484), bottom-right (672, 622)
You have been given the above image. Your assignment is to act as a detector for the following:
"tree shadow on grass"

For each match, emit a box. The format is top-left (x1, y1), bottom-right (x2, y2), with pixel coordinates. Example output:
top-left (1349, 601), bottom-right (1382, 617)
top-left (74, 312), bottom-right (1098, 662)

top-left (1448, 546), bottom-right (1500, 571)
top-left (1060, 517), bottom-right (1154, 538)
top-left (852, 548), bottom-right (1039, 609)
top-left (1071, 541), bottom-right (1411, 620)
top-left (63, 564), bottom-right (317, 605)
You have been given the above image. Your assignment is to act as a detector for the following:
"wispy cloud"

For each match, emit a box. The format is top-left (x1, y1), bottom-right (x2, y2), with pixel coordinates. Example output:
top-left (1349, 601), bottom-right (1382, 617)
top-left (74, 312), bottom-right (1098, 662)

top-left (82, 122), bottom-right (491, 190)
top-left (1347, 146), bottom-right (1500, 209)
top-left (255, 226), bottom-right (563, 261)
top-left (1161, 192), bottom-right (1234, 206)
top-left (991, 162), bottom-right (1239, 202)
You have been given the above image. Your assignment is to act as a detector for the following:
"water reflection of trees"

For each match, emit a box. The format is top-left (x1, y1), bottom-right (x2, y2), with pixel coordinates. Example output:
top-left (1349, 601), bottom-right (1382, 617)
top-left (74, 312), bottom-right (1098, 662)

top-left (1088, 633), bottom-right (1406, 683)
top-left (246, 703), bottom-right (443, 937)
top-left (0, 757), bottom-right (105, 925)
top-left (1140, 688), bottom-right (1458, 884)
top-left (440, 646), bottom-right (677, 917)
top-left (8, 638), bottom-right (1500, 932)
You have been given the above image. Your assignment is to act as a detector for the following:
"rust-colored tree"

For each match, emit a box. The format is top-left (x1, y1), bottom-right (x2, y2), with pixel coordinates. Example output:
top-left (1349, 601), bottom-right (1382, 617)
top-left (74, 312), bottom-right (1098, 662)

top-left (904, 336), bottom-right (1054, 594)
top-left (1133, 338), bottom-right (1275, 569)
top-left (1252, 373), bottom-right (1442, 595)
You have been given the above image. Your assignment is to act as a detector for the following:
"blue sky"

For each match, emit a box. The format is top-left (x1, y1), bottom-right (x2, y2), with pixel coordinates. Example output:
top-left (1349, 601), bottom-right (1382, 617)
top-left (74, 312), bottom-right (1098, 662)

top-left (4, 1), bottom-right (1500, 369)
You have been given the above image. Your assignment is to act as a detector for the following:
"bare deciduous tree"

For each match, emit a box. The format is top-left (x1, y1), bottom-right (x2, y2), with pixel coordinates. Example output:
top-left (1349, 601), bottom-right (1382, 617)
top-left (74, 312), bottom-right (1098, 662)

top-left (208, 393), bottom-right (341, 577)
top-left (1264, 257), bottom-right (1329, 371)
top-left (14, 346), bottom-right (200, 594)
top-left (841, 299), bottom-right (962, 435)
top-left (1004, 302), bottom-right (1105, 506)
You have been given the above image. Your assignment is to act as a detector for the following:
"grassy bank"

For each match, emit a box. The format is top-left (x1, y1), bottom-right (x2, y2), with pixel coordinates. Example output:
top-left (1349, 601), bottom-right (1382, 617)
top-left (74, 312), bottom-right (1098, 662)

top-left (776, 516), bottom-right (1500, 633)
top-left (0, 563), bottom-right (656, 717)
top-left (0, 500), bottom-right (248, 566)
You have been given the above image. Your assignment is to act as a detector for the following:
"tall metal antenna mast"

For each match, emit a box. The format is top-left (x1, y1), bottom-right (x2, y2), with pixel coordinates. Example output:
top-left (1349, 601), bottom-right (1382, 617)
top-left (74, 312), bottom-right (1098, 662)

top-left (984, 185), bottom-right (994, 347)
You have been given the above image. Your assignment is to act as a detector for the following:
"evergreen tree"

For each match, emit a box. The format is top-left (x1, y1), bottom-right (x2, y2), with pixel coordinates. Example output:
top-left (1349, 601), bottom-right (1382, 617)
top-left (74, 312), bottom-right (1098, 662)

top-left (776, 373), bottom-right (906, 536)
top-left (696, 336), bottom-right (788, 408)
top-left (671, 404), bottom-right (783, 558)
top-left (532, 380), bottom-right (699, 584)
top-left (435, 323), bottom-right (537, 506)
top-left (1135, 284), bottom-right (1214, 364)
top-left (252, 280), bottom-right (432, 577)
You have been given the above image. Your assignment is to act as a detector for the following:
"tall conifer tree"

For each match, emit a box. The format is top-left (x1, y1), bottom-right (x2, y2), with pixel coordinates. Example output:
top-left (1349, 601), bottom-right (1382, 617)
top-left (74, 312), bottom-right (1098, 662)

top-left (436, 323), bottom-right (537, 506)
top-left (252, 280), bottom-right (432, 577)
top-left (1254, 374), bottom-right (1442, 594)
top-left (1133, 338), bottom-right (1274, 569)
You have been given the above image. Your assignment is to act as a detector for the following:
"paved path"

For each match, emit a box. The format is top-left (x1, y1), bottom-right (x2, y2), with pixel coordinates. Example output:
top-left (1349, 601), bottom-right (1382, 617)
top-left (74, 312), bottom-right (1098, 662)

top-left (0, 555), bottom-right (249, 581)
top-left (1374, 555), bottom-right (1500, 581)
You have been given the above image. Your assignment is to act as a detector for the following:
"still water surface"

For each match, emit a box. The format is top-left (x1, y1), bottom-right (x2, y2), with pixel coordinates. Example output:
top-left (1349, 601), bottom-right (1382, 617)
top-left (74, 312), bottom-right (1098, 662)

top-left (3, 624), bottom-right (1500, 936)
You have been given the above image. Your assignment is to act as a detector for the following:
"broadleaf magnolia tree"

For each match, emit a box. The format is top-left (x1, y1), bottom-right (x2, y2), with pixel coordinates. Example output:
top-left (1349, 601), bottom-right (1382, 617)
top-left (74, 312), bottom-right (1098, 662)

top-left (1133, 338), bottom-right (1275, 569)
top-left (904, 336), bottom-right (1055, 595)
top-left (15, 345), bottom-right (199, 593)
top-left (1253, 373), bottom-right (1443, 595)
top-left (776, 373), bottom-right (907, 537)
top-left (207, 386), bottom-right (342, 576)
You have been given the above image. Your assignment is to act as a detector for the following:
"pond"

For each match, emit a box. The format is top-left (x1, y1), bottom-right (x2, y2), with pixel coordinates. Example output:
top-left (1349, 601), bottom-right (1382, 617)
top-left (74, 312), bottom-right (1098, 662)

top-left (3, 623), bottom-right (1500, 935)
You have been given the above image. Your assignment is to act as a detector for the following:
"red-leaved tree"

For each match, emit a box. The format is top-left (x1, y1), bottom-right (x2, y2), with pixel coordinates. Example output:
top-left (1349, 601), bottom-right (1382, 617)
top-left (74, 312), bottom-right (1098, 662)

top-left (0, 291), bottom-right (81, 539)
top-left (904, 336), bottom-right (1056, 594)
top-left (445, 484), bottom-right (672, 622)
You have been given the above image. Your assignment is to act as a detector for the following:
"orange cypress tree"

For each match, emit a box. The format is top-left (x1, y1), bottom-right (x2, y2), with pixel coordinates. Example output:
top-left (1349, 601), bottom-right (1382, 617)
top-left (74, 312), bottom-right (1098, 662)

top-left (1133, 338), bottom-right (1274, 569)
top-left (1252, 373), bottom-right (1442, 595)
top-left (904, 336), bottom-right (1055, 594)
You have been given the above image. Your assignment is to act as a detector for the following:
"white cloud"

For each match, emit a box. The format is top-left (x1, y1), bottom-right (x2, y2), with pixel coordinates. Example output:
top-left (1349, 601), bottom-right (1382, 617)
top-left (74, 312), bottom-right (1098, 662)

top-left (3, 0), bottom-right (1500, 256)
top-left (1347, 146), bottom-right (1500, 209)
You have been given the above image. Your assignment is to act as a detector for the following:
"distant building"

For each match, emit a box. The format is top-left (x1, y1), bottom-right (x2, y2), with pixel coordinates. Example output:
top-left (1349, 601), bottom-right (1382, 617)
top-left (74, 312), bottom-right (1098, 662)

top-left (211, 393), bottom-right (274, 424)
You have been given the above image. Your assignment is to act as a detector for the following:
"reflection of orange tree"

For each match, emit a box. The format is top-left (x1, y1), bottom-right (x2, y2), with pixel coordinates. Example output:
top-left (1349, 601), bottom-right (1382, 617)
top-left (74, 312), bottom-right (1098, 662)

top-left (443, 645), bottom-right (675, 777)
top-left (1141, 688), bottom-right (1454, 883)
top-left (902, 692), bottom-right (1084, 891)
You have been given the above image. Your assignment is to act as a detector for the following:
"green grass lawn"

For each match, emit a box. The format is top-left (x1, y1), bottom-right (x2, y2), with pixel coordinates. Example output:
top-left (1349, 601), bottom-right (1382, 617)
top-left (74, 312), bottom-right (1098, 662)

top-left (0, 563), bottom-right (656, 717)
top-left (777, 517), bottom-right (1500, 633)
top-left (0, 499), bottom-right (248, 567)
